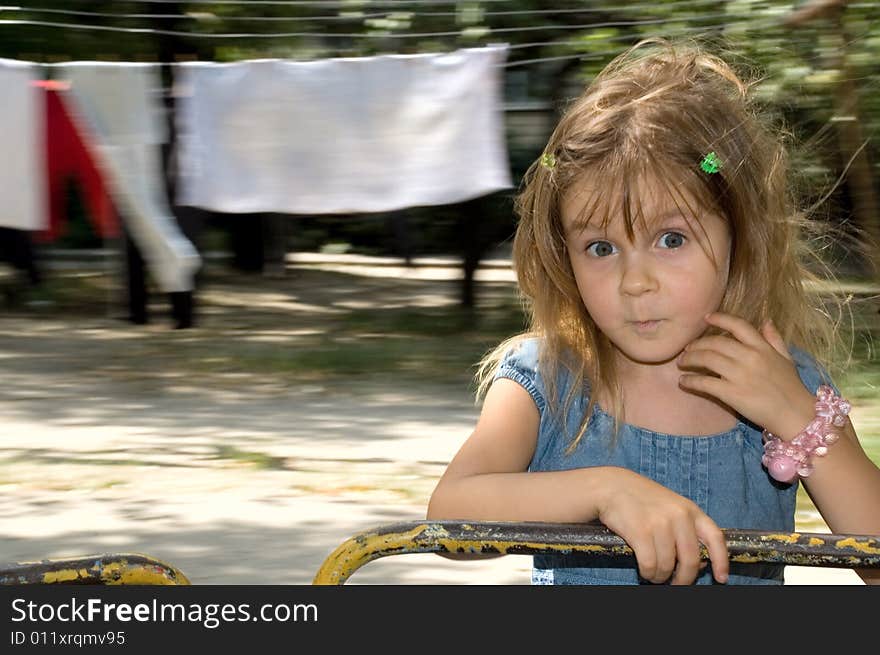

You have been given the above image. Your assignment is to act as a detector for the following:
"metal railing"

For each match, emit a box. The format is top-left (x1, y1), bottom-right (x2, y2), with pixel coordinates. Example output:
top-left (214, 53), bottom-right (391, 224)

top-left (0, 553), bottom-right (191, 585)
top-left (313, 520), bottom-right (880, 585)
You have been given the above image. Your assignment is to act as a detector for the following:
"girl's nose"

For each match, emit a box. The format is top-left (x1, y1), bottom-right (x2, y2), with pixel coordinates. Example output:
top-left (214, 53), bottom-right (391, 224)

top-left (620, 256), bottom-right (658, 296)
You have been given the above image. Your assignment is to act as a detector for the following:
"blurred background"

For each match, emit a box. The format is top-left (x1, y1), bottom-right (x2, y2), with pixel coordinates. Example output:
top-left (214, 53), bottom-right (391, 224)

top-left (0, 0), bottom-right (877, 585)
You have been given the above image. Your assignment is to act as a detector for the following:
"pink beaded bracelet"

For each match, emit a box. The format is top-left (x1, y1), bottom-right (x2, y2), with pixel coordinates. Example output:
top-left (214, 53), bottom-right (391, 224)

top-left (761, 385), bottom-right (851, 483)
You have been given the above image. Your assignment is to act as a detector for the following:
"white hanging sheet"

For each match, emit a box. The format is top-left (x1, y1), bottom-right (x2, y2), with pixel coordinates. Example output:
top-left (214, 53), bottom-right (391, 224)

top-left (175, 45), bottom-right (512, 215)
top-left (0, 59), bottom-right (46, 231)
top-left (54, 62), bottom-right (201, 293)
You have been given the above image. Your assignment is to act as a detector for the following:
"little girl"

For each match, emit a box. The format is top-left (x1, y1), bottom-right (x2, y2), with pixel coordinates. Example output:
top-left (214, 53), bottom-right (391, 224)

top-left (427, 38), bottom-right (880, 585)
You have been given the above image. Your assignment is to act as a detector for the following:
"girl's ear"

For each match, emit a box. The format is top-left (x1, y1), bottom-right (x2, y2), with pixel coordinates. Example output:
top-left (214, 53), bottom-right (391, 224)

top-left (761, 319), bottom-right (792, 361)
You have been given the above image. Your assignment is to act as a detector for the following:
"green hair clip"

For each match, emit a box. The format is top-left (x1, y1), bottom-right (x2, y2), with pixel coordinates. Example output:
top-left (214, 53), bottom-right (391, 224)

top-left (700, 151), bottom-right (722, 174)
top-left (540, 152), bottom-right (557, 170)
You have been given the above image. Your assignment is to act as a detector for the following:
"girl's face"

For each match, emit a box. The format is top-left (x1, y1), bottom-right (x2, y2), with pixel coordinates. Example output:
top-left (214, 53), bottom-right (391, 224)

top-left (561, 176), bottom-right (731, 376)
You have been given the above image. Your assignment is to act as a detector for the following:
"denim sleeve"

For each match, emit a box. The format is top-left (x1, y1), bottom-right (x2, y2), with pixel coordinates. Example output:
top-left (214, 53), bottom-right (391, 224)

top-left (789, 345), bottom-right (841, 396)
top-left (493, 338), bottom-right (546, 413)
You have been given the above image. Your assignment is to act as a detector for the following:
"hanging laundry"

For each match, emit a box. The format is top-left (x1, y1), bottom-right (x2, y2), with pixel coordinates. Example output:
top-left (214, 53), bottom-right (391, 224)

top-left (175, 45), bottom-right (512, 215)
top-left (37, 80), bottom-right (120, 243)
top-left (53, 62), bottom-right (201, 293)
top-left (0, 59), bottom-right (46, 231)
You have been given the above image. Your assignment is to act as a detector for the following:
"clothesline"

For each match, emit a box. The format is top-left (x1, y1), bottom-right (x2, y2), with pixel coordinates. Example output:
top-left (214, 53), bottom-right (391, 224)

top-left (0, 19), bottom-right (780, 70)
top-left (0, 11), bottom-right (774, 41)
top-left (127, 0), bottom-right (529, 6)
top-left (0, 0), bottom-right (735, 21)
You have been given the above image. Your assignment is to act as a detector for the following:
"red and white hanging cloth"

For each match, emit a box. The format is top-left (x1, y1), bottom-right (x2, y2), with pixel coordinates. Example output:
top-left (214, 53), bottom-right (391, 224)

top-left (53, 62), bottom-right (201, 293)
top-left (39, 80), bottom-right (120, 243)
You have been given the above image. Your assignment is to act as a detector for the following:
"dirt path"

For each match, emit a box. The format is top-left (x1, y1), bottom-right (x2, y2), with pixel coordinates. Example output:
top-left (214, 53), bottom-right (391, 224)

top-left (1, 357), bottom-right (530, 583)
top-left (0, 260), bottom-right (534, 584)
top-left (0, 258), bottom-right (863, 584)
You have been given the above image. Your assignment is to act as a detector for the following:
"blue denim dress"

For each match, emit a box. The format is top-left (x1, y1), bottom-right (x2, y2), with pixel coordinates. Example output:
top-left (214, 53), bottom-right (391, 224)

top-left (494, 338), bottom-right (838, 585)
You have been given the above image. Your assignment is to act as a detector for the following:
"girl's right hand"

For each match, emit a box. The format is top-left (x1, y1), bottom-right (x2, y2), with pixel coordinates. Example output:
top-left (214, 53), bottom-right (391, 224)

top-left (595, 467), bottom-right (730, 585)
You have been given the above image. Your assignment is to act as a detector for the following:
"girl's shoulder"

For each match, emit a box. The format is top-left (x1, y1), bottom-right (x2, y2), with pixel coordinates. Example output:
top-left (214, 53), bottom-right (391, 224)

top-left (493, 336), bottom-right (585, 414)
top-left (493, 336), bottom-right (546, 411)
top-left (496, 335), bottom-right (543, 371)
top-left (788, 344), bottom-right (839, 395)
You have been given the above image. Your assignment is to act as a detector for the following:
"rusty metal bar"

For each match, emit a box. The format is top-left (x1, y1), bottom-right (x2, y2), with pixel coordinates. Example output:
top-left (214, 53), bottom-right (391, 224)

top-left (0, 553), bottom-right (191, 585)
top-left (312, 520), bottom-right (880, 585)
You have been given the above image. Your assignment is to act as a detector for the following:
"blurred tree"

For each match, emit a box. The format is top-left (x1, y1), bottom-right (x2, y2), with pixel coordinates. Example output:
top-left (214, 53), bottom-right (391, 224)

top-left (784, 0), bottom-right (879, 276)
top-left (1, 1), bottom-right (876, 281)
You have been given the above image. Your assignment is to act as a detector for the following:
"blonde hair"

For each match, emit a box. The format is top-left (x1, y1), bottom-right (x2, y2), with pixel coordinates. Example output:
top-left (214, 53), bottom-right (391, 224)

top-left (478, 37), bottom-right (860, 451)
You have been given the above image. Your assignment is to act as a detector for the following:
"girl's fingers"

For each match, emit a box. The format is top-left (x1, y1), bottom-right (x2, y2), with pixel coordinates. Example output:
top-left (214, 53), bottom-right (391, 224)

top-left (760, 319), bottom-right (793, 361)
top-left (678, 373), bottom-right (726, 400)
top-left (696, 315), bottom-right (791, 364)
top-left (650, 532), bottom-right (677, 584)
top-left (695, 515), bottom-right (729, 584)
top-left (682, 335), bottom-right (749, 360)
top-left (628, 535), bottom-right (657, 583)
top-left (704, 312), bottom-right (766, 349)
top-left (677, 348), bottom-right (738, 378)
top-left (670, 529), bottom-right (702, 585)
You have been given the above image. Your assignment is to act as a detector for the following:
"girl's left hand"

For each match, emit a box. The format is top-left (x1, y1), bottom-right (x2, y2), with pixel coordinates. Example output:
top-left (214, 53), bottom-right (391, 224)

top-left (677, 312), bottom-right (815, 440)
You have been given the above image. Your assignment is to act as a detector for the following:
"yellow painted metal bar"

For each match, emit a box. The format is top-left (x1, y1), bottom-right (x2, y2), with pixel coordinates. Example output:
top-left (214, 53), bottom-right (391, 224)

top-left (0, 553), bottom-right (191, 585)
top-left (312, 520), bottom-right (880, 585)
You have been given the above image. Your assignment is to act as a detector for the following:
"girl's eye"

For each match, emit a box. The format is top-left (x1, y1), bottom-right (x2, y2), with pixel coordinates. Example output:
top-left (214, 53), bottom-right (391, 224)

top-left (586, 241), bottom-right (617, 257)
top-left (657, 231), bottom-right (687, 249)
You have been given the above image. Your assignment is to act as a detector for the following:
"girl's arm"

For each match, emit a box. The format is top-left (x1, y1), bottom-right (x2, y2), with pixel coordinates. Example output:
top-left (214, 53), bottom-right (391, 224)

top-left (427, 378), bottom-right (730, 584)
top-left (427, 378), bottom-right (604, 522)
top-left (796, 416), bottom-right (880, 585)
top-left (677, 312), bottom-right (880, 585)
